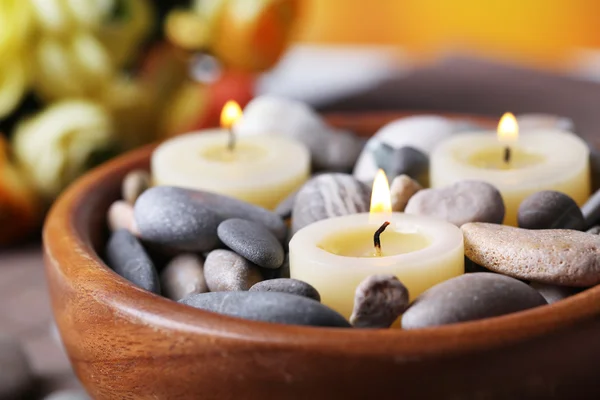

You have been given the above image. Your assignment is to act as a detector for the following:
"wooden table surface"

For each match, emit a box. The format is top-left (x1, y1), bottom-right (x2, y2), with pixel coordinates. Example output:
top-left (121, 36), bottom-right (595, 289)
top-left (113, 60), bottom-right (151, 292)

top-left (1, 242), bottom-right (82, 398)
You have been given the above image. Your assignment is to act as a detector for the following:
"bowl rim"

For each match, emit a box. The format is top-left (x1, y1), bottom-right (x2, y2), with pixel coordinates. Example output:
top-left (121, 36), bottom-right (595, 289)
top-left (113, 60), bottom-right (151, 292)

top-left (43, 110), bottom-right (600, 359)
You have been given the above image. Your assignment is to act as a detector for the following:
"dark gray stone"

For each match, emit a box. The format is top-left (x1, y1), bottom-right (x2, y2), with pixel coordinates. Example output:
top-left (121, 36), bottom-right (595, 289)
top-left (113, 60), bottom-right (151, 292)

top-left (105, 229), bottom-right (160, 294)
top-left (184, 188), bottom-right (287, 243)
top-left (518, 191), bottom-right (585, 230)
top-left (529, 282), bottom-right (580, 304)
top-left (582, 189), bottom-right (600, 229)
top-left (372, 144), bottom-right (429, 182)
top-left (402, 273), bottom-right (547, 329)
top-left (405, 180), bottom-right (505, 226)
top-left (180, 291), bottom-right (351, 327)
top-left (134, 186), bottom-right (221, 252)
top-left (204, 249), bottom-right (263, 291)
top-left (292, 173), bottom-right (371, 234)
top-left (350, 275), bottom-right (409, 328)
top-left (250, 278), bottom-right (320, 301)
top-left (218, 219), bottom-right (284, 269)
top-left (274, 189), bottom-right (298, 220)
top-left (0, 335), bottom-right (32, 400)
top-left (160, 254), bottom-right (208, 301)
top-left (319, 129), bottom-right (365, 172)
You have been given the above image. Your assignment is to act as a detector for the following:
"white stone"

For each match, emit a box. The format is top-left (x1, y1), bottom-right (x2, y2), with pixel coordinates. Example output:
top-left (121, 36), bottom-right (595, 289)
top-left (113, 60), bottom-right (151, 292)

top-left (353, 116), bottom-right (477, 182)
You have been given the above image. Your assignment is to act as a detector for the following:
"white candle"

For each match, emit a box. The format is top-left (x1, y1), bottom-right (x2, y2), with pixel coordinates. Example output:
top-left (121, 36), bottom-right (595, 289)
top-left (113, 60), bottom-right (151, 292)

top-left (152, 101), bottom-right (310, 210)
top-left (430, 113), bottom-right (590, 226)
top-left (289, 170), bottom-right (464, 319)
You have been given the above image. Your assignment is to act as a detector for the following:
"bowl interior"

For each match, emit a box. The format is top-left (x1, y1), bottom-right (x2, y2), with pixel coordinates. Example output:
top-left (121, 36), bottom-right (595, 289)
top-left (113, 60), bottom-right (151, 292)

top-left (44, 111), bottom-right (600, 359)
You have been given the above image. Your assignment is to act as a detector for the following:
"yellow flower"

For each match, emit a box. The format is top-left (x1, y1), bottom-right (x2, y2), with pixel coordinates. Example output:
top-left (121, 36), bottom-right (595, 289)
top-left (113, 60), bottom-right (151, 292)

top-left (12, 100), bottom-right (115, 199)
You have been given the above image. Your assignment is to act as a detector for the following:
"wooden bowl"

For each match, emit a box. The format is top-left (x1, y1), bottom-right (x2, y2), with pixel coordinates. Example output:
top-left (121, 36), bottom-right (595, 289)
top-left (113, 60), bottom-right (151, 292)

top-left (44, 112), bottom-right (600, 399)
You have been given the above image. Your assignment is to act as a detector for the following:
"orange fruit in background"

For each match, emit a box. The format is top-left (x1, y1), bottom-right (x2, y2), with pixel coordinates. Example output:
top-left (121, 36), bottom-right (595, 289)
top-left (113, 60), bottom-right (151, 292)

top-left (295, 0), bottom-right (600, 69)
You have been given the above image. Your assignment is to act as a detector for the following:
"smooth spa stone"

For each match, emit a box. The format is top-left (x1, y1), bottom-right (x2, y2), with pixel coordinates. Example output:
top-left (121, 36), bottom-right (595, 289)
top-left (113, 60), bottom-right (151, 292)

top-left (292, 173), bottom-right (371, 234)
top-left (371, 144), bottom-right (429, 183)
top-left (517, 191), bottom-right (585, 230)
top-left (235, 95), bottom-right (363, 171)
top-left (274, 189), bottom-right (299, 220)
top-left (587, 226), bottom-right (600, 235)
top-left (204, 249), bottom-right (263, 291)
top-left (122, 169), bottom-right (151, 205)
top-left (107, 200), bottom-right (139, 235)
top-left (405, 180), bottom-right (505, 226)
top-left (350, 275), bottom-right (409, 329)
top-left (179, 291), bottom-right (351, 327)
top-left (250, 278), bottom-right (321, 301)
top-left (218, 219), bottom-right (285, 269)
top-left (390, 174), bottom-right (423, 212)
top-left (402, 273), bottom-right (547, 329)
top-left (160, 254), bottom-right (208, 301)
top-left (134, 186), bottom-right (222, 252)
top-left (581, 189), bottom-right (600, 228)
top-left (353, 115), bottom-right (475, 182)
top-left (462, 223), bottom-right (600, 286)
top-left (183, 188), bottom-right (288, 243)
top-left (0, 335), bottom-right (33, 400)
top-left (105, 229), bottom-right (160, 294)
top-left (529, 282), bottom-right (580, 304)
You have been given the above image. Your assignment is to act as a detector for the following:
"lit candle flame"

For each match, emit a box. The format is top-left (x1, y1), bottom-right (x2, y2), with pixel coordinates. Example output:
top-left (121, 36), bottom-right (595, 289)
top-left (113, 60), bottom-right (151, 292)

top-left (369, 169), bottom-right (392, 223)
top-left (220, 100), bottom-right (243, 129)
top-left (497, 112), bottom-right (519, 143)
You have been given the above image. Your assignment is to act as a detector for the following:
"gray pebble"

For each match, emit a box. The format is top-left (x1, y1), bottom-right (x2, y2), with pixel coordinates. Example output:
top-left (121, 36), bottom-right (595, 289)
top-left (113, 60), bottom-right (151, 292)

top-left (292, 173), bottom-right (371, 234)
top-left (218, 219), bottom-right (284, 269)
top-left (160, 254), bottom-right (208, 301)
top-left (529, 282), bottom-right (580, 304)
top-left (405, 180), bottom-right (505, 226)
top-left (250, 278), bottom-right (320, 301)
top-left (402, 273), bottom-right (547, 329)
top-left (582, 188), bottom-right (600, 228)
top-left (204, 249), bottom-right (263, 291)
top-left (372, 144), bottom-right (429, 183)
top-left (107, 200), bottom-right (139, 235)
top-left (318, 129), bottom-right (365, 172)
top-left (587, 226), bottom-right (600, 235)
top-left (184, 188), bottom-right (287, 243)
top-left (350, 275), bottom-right (409, 328)
top-left (463, 223), bottom-right (600, 286)
top-left (135, 186), bottom-right (222, 252)
top-left (44, 389), bottom-right (91, 400)
top-left (122, 169), bottom-right (151, 205)
top-left (390, 174), bottom-right (422, 212)
top-left (105, 229), bottom-right (160, 293)
top-left (274, 189), bottom-right (298, 220)
top-left (518, 191), bottom-right (585, 230)
top-left (0, 335), bottom-right (32, 400)
top-left (180, 291), bottom-right (351, 327)
top-left (279, 254), bottom-right (290, 278)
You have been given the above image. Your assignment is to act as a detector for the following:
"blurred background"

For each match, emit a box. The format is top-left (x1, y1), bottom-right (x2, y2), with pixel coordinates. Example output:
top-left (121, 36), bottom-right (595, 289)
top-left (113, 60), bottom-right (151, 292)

top-left (3, 0), bottom-right (600, 397)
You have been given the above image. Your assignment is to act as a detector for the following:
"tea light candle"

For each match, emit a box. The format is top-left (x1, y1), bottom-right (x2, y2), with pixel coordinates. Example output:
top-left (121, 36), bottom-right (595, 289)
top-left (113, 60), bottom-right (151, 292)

top-left (289, 170), bottom-right (464, 319)
top-left (152, 101), bottom-right (310, 210)
top-left (430, 113), bottom-right (590, 226)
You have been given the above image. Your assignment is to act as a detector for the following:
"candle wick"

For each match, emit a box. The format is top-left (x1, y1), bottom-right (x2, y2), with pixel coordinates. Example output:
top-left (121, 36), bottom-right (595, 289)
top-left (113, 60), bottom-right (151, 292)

top-left (503, 146), bottom-right (511, 164)
top-left (227, 126), bottom-right (236, 151)
top-left (374, 221), bottom-right (391, 257)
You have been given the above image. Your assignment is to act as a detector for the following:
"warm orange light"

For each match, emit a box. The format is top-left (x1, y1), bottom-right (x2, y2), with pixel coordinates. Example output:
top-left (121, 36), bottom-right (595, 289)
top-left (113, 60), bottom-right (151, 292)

top-left (497, 112), bottom-right (519, 142)
top-left (370, 169), bottom-right (392, 219)
top-left (220, 100), bottom-right (243, 129)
